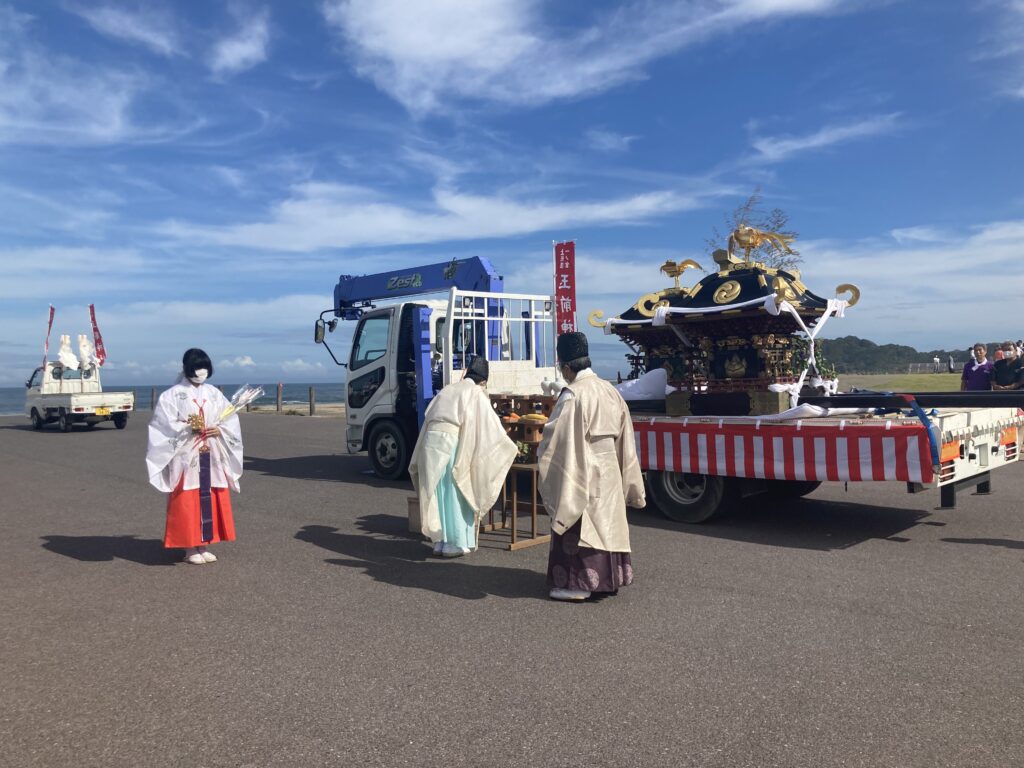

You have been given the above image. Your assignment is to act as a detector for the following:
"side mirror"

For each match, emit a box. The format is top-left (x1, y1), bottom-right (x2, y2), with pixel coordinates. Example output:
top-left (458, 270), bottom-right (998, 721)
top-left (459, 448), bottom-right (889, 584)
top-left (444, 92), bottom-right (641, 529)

top-left (314, 320), bottom-right (325, 344)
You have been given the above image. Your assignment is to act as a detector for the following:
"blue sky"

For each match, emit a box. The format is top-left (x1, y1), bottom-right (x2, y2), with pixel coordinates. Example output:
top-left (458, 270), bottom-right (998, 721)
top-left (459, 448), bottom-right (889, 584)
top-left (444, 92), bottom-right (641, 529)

top-left (1, 0), bottom-right (1023, 385)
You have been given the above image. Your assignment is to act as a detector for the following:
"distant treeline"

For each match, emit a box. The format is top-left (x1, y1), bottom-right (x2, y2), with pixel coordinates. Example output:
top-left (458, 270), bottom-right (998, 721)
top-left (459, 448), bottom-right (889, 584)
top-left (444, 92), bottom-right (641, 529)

top-left (820, 336), bottom-right (1011, 374)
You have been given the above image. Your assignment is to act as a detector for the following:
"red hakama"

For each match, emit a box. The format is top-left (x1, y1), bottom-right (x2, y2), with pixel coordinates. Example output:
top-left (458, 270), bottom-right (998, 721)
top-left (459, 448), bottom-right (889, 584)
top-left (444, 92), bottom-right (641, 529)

top-left (163, 479), bottom-right (236, 549)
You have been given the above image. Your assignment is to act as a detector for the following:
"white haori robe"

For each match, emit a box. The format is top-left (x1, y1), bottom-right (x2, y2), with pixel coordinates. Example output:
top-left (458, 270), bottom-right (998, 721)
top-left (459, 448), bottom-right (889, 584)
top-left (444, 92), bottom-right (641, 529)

top-left (409, 378), bottom-right (518, 545)
top-left (146, 377), bottom-right (244, 493)
top-left (537, 368), bottom-right (646, 553)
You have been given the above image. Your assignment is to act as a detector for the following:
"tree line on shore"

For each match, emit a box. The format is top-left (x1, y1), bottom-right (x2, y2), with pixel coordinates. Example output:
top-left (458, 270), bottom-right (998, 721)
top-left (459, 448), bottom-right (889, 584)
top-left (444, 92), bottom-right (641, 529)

top-left (819, 336), bottom-right (1003, 374)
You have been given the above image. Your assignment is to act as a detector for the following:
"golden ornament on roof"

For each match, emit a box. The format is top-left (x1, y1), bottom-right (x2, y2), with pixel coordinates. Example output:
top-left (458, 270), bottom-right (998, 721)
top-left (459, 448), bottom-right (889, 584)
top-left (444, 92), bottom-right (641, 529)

top-left (727, 225), bottom-right (795, 265)
top-left (713, 280), bottom-right (742, 304)
top-left (659, 259), bottom-right (704, 290)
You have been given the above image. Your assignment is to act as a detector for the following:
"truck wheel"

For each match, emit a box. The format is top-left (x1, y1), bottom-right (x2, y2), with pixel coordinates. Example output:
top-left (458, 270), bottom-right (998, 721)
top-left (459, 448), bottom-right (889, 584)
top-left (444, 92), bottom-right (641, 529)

top-left (113, 413), bottom-right (128, 430)
top-left (647, 471), bottom-right (735, 524)
top-left (368, 421), bottom-right (409, 480)
top-left (763, 480), bottom-right (821, 500)
top-left (31, 409), bottom-right (44, 430)
top-left (58, 409), bottom-right (72, 433)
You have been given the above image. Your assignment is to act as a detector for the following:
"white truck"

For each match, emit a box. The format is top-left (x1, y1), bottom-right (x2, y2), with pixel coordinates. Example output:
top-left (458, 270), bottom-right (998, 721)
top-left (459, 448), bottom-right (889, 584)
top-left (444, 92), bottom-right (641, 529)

top-left (25, 362), bottom-right (134, 431)
top-left (315, 257), bottom-right (560, 478)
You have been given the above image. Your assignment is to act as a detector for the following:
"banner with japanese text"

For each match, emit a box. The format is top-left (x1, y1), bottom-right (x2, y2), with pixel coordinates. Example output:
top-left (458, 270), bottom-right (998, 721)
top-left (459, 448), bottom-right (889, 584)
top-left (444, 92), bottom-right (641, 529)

top-left (553, 241), bottom-right (577, 334)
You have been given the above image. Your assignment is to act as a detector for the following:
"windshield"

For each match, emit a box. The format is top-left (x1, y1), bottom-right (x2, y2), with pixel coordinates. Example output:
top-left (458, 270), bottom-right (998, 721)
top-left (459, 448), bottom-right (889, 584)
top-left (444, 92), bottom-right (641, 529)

top-left (350, 315), bottom-right (390, 371)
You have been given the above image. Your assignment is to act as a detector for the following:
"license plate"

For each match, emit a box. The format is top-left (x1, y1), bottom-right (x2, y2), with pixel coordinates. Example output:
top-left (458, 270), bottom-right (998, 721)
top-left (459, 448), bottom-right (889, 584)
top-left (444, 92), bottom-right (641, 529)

top-left (95, 407), bottom-right (111, 416)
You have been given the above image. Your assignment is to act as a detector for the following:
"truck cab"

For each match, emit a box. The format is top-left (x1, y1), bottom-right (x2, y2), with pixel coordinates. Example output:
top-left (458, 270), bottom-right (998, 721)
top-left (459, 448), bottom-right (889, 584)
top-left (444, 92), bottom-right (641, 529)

top-left (316, 257), bottom-right (559, 479)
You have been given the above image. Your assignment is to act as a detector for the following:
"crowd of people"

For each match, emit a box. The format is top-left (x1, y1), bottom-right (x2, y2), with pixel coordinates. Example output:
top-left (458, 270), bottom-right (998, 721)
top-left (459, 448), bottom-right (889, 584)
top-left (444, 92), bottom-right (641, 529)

top-left (960, 341), bottom-right (1024, 391)
top-left (144, 334), bottom-right (644, 604)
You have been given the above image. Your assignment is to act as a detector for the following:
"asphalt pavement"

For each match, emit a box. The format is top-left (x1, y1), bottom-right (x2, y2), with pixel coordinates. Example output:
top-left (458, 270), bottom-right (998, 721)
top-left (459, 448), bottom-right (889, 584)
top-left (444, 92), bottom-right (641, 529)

top-left (2, 412), bottom-right (1023, 768)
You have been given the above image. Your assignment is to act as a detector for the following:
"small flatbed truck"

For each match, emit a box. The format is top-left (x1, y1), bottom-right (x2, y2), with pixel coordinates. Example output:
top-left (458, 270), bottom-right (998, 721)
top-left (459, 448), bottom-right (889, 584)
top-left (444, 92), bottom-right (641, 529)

top-left (25, 362), bottom-right (134, 432)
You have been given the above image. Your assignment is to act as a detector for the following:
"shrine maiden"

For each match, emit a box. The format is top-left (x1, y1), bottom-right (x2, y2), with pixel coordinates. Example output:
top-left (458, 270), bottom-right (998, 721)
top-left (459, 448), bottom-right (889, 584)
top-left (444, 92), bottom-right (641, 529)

top-left (409, 356), bottom-right (517, 557)
top-left (538, 332), bottom-right (646, 601)
top-left (146, 349), bottom-right (243, 564)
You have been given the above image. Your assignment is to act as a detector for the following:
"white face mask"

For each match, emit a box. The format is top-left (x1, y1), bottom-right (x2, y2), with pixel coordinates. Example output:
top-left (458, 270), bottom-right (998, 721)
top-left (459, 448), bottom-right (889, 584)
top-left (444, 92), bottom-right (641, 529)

top-left (188, 368), bottom-right (209, 384)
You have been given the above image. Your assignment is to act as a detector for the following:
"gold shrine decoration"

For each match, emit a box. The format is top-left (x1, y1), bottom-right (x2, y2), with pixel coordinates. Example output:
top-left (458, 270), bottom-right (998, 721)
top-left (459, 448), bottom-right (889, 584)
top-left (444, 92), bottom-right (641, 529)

top-left (835, 283), bottom-right (861, 307)
top-left (659, 259), bottom-right (704, 290)
top-left (772, 275), bottom-right (798, 303)
top-left (634, 292), bottom-right (670, 317)
top-left (727, 225), bottom-right (795, 265)
top-left (588, 309), bottom-right (606, 328)
top-left (712, 280), bottom-right (742, 304)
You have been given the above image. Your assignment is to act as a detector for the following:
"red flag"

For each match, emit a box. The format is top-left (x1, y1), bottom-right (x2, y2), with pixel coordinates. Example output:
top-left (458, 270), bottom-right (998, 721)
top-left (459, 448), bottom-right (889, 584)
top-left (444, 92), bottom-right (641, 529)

top-left (42, 305), bottom-right (55, 368)
top-left (89, 304), bottom-right (107, 366)
top-left (553, 241), bottom-right (577, 334)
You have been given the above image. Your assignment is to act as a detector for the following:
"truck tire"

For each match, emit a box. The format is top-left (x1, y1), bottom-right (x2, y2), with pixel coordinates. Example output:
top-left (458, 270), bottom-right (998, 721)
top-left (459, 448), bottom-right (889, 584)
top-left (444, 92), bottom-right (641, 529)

top-left (647, 471), bottom-right (736, 524)
top-left (58, 409), bottom-right (72, 432)
top-left (763, 480), bottom-right (821, 500)
top-left (368, 420), bottom-right (409, 480)
top-left (31, 409), bottom-right (44, 430)
top-left (113, 413), bottom-right (128, 430)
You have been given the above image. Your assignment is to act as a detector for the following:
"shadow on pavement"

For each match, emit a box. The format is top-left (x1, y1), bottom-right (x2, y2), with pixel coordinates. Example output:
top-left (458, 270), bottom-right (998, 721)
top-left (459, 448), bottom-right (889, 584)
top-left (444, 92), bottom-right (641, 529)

top-left (40, 535), bottom-right (177, 565)
top-left (941, 537), bottom-right (1024, 550)
top-left (295, 521), bottom-right (545, 601)
top-left (244, 454), bottom-right (410, 489)
top-left (629, 496), bottom-right (930, 552)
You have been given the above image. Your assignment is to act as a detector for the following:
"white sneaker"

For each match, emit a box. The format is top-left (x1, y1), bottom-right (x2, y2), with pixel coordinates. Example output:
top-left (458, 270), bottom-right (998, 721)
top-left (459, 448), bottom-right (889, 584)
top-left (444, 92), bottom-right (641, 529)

top-left (185, 552), bottom-right (206, 565)
top-left (549, 587), bottom-right (590, 601)
top-left (432, 541), bottom-right (444, 555)
top-left (440, 543), bottom-right (470, 558)
top-left (200, 550), bottom-right (217, 563)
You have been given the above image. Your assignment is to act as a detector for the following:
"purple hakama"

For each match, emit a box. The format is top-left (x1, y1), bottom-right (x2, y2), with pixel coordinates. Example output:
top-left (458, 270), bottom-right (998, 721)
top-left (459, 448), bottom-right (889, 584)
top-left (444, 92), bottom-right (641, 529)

top-left (546, 520), bottom-right (634, 593)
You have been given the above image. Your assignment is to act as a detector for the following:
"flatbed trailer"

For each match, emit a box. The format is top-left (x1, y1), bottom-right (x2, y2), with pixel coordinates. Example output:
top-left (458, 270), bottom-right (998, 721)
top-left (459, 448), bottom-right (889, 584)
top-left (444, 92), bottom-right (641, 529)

top-left (634, 405), bottom-right (1024, 523)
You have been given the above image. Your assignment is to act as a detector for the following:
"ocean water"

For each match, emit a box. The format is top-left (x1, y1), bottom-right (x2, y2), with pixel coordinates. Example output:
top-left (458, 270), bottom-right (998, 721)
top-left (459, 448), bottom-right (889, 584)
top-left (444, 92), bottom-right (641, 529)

top-left (0, 382), bottom-right (346, 416)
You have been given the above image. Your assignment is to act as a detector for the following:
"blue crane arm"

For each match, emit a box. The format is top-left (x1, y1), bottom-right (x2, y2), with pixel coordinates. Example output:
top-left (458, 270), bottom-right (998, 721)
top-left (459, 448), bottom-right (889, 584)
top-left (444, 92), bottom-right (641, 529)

top-left (334, 257), bottom-right (503, 319)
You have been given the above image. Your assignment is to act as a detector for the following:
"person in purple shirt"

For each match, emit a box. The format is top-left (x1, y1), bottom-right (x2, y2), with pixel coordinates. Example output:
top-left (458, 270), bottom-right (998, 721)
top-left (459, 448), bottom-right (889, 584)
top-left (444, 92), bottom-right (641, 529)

top-left (961, 343), bottom-right (993, 391)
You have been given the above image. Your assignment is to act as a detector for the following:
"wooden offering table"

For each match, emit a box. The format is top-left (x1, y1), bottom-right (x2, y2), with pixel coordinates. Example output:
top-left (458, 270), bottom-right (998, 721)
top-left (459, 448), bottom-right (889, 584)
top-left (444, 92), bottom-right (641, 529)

top-left (481, 462), bottom-right (550, 551)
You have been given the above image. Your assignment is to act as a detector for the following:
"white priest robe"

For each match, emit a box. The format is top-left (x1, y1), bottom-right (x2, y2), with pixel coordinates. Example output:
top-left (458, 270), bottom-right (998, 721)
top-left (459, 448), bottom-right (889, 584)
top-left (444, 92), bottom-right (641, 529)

top-left (409, 377), bottom-right (518, 545)
top-left (537, 368), bottom-right (646, 552)
top-left (146, 377), bottom-right (244, 493)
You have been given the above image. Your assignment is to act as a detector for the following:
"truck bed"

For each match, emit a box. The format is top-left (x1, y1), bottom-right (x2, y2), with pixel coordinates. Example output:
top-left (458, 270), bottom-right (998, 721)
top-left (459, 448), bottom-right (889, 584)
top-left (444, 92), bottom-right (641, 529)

top-left (631, 408), bottom-right (1023, 487)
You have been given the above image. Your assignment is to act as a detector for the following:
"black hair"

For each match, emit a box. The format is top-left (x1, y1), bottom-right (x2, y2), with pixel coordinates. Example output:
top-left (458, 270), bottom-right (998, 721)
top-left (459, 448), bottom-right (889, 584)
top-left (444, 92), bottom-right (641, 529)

top-left (182, 348), bottom-right (214, 379)
top-left (464, 355), bottom-right (489, 384)
top-left (563, 356), bottom-right (592, 374)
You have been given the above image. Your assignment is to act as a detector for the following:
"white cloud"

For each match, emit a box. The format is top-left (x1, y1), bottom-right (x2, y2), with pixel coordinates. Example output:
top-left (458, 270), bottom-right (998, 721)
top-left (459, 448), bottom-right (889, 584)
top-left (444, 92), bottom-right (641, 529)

top-left (0, 246), bottom-right (150, 298)
top-left (282, 358), bottom-right (325, 372)
top-left (0, 7), bottom-right (195, 145)
top-left (213, 166), bottom-right (246, 189)
top-left (890, 226), bottom-right (947, 245)
top-left (157, 181), bottom-right (701, 251)
top-left (209, 8), bottom-right (270, 76)
top-left (750, 113), bottom-right (901, 162)
top-left (584, 129), bottom-right (639, 153)
top-left (974, 1), bottom-right (1024, 98)
top-left (69, 5), bottom-right (183, 57)
top-left (794, 219), bottom-right (1024, 346)
top-left (321, 0), bottom-right (847, 115)
top-left (221, 355), bottom-right (257, 368)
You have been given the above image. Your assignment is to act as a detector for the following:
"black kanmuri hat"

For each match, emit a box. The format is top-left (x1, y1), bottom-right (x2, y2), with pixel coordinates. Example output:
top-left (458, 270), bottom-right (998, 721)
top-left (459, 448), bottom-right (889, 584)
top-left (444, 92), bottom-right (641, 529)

top-left (466, 355), bottom-right (489, 381)
top-left (556, 331), bottom-right (588, 363)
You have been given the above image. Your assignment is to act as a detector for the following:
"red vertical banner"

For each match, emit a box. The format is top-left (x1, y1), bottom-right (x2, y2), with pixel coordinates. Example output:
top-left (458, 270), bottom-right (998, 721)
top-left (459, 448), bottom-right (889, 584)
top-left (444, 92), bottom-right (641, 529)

top-left (42, 305), bottom-right (55, 368)
top-left (89, 304), bottom-right (107, 366)
top-left (553, 241), bottom-right (577, 334)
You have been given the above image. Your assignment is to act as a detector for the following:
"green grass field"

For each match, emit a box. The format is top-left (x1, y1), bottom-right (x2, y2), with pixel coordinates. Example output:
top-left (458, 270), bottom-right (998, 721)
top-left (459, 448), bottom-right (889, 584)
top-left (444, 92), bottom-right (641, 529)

top-left (838, 373), bottom-right (961, 393)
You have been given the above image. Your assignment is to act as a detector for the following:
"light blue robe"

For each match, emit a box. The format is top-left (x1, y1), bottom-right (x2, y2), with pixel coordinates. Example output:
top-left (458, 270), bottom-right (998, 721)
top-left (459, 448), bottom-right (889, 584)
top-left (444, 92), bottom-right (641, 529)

top-left (431, 432), bottom-right (477, 550)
